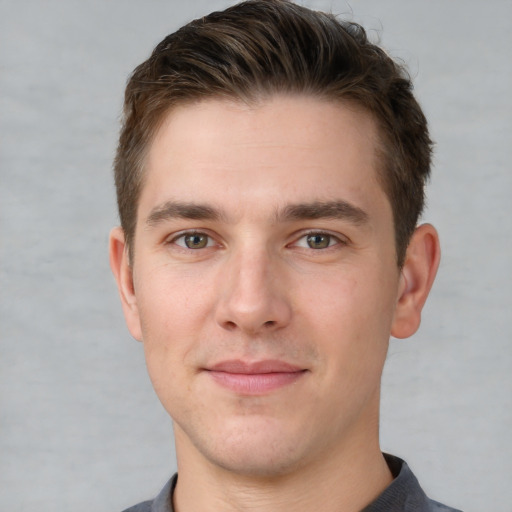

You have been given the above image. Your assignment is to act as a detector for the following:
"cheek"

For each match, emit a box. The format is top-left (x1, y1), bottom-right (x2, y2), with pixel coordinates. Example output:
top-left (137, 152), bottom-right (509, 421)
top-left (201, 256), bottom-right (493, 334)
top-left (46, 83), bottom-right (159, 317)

top-left (134, 269), bottom-right (213, 391)
top-left (302, 269), bottom-right (396, 370)
top-left (136, 262), bottom-right (214, 337)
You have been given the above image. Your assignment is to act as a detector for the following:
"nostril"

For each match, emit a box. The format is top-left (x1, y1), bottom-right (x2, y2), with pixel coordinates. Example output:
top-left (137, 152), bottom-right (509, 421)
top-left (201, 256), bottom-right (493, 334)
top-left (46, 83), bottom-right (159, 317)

top-left (264, 320), bottom-right (276, 328)
top-left (224, 321), bottom-right (237, 331)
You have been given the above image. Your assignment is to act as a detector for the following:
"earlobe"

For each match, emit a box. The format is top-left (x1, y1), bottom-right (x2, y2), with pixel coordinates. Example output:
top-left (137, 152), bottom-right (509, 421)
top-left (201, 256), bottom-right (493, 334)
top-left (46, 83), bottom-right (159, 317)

top-left (391, 223), bottom-right (441, 339)
top-left (109, 227), bottom-right (143, 341)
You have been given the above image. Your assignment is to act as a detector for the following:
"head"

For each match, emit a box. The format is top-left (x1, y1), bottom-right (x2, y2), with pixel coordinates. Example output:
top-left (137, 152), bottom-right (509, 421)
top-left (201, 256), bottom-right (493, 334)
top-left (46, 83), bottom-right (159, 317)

top-left (114, 0), bottom-right (432, 267)
top-left (110, 0), bottom-right (440, 482)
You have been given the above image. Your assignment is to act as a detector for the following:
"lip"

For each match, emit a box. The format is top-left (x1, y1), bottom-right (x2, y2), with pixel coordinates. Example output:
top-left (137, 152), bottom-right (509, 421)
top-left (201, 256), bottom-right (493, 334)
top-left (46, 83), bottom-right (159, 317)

top-left (205, 359), bottom-right (306, 394)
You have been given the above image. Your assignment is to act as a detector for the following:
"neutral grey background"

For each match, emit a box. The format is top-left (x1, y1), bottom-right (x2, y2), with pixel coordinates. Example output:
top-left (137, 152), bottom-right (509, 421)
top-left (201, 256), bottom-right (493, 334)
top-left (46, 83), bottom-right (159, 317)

top-left (1, 1), bottom-right (510, 511)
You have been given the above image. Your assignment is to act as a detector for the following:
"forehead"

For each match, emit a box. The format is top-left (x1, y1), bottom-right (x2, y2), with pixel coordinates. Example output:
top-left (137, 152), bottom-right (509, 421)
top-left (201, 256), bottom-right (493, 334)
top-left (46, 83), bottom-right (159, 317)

top-left (139, 95), bottom-right (389, 222)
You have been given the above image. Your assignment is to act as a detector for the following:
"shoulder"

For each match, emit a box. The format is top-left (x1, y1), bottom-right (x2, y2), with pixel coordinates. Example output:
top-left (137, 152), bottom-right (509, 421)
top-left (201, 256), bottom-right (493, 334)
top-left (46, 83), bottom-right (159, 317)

top-left (122, 501), bottom-right (152, 512)
top-left (376, 454), bottom-right (463, 512)
top-left (427, 498), bottom-right (463, 512)
top-left (120, 475), bottom-right (176, 512)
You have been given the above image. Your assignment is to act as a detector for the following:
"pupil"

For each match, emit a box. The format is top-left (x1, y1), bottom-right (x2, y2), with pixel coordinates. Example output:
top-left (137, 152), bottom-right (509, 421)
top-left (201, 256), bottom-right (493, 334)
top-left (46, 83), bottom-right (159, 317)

top-left (186, 234), bottom-right (207, 248)
top-left (308, 234), bottom-right (329, 249)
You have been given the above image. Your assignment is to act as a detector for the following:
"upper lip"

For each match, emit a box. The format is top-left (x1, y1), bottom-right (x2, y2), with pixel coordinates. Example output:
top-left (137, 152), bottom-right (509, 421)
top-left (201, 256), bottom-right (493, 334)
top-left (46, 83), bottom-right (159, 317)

top-left (207, 359), bottom-right (304, 374)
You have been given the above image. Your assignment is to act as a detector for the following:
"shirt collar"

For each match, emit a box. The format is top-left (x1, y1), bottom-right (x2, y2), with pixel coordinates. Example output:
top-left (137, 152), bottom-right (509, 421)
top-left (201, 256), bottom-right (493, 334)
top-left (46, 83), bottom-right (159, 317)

top-left (151, 454), bottom-right (431, 512)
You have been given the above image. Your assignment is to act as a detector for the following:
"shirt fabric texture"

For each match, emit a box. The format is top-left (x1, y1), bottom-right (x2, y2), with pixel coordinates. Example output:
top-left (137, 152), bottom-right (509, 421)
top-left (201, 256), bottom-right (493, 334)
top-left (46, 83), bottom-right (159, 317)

top-left (122, 454), bottom-right (462, 512)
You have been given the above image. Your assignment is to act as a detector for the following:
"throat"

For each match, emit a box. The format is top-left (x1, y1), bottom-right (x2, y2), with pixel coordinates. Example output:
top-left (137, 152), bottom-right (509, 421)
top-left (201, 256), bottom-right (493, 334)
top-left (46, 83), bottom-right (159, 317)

top-left (172, 445), bottom-right (393, 512)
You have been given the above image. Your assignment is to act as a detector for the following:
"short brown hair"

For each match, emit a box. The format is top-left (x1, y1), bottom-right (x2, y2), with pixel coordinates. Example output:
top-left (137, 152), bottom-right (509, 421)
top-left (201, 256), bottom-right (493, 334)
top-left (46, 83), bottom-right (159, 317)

top-left (114, 0), bottom-right (432, 266)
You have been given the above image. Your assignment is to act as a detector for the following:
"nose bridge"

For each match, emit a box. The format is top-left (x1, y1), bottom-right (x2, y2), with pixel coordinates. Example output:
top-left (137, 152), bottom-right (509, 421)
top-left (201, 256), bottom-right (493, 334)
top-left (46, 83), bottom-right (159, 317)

top-left (215, 239), bottom-right (291, 333)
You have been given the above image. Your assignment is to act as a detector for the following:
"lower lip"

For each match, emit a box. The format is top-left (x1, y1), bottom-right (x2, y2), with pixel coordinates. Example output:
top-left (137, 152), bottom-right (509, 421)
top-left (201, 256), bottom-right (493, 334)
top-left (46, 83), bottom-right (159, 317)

top-left (208, 370), bottom-right (305, 394)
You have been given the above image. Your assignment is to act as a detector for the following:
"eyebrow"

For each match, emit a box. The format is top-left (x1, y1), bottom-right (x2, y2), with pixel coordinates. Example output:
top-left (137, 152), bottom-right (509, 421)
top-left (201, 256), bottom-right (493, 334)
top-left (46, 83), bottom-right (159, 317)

top-left (279, 200), bottom-right (369, 225)
top-left (146, 201), bottom-right (221, 227)
top-left (145, 199), bottom-right (369, 227)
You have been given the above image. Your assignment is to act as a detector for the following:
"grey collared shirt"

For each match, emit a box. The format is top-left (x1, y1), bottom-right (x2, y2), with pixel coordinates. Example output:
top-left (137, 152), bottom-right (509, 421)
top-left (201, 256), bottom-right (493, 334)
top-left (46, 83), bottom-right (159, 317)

top-left (122, 454), bottom-right (462, 512)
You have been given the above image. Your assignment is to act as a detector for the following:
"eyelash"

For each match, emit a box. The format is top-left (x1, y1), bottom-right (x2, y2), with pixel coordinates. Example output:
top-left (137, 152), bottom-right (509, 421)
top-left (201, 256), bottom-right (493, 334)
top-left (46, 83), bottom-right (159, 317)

top-left (169, 231), bottom-right (217, 250)
top-left (168, 230), bottom-right (347, 251)
top-left (291, 230), bottom-right (347, 250)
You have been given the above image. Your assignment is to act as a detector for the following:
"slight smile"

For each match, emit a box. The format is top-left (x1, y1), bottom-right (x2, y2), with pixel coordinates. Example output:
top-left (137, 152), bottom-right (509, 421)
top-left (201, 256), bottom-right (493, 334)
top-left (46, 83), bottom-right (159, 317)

top-left (206, 360), bottom-right (308, 395)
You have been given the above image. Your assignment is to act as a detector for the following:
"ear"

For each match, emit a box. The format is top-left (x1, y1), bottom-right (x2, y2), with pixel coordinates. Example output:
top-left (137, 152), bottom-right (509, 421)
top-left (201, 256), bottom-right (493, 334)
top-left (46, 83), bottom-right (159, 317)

top-left (391, 223), bottom-right (441, 339)
top-left (109, 227), bottom-right (143, 341)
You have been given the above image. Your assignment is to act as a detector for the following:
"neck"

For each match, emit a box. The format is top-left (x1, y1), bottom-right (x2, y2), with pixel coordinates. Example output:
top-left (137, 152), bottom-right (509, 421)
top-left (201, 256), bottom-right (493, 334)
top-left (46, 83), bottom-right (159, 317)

top-left (172, 412), bottom-right (392, 512)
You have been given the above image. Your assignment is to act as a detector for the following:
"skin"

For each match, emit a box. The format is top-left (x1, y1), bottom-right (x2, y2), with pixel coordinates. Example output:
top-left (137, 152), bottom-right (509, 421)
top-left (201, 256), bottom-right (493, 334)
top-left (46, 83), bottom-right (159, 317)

top-left (110, 96), bottom-right (440, 512)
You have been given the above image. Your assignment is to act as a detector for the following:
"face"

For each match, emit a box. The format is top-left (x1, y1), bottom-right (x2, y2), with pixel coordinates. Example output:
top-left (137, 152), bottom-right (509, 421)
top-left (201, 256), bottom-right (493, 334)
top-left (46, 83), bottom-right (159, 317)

top-left (114, 96), bottom-right (408, 477)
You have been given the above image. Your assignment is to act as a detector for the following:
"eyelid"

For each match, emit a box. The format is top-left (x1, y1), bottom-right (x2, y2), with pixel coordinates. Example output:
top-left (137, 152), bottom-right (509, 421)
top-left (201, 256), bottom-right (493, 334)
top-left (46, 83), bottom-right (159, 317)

top-left (164, 228), bottom-right (348, 250)
top-left (290, 230), bottom-right (348, 249)
top-left (167, 229), bottom-right (218, 249)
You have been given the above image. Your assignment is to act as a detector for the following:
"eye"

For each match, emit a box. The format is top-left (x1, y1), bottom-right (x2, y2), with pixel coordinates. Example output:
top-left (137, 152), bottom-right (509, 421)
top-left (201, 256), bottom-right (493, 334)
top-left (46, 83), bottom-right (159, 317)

top-left (173, 232), bottom-right (214, 249)
top-left (293, 232), bottom-right (342, 250)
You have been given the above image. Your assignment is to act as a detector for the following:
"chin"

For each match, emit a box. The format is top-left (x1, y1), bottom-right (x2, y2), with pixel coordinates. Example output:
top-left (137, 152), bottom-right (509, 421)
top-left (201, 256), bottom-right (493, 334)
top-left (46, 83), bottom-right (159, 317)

top-left (178, 415), bottom-right (311, 478)
top-left (207, 444), bottom-right (305, 479)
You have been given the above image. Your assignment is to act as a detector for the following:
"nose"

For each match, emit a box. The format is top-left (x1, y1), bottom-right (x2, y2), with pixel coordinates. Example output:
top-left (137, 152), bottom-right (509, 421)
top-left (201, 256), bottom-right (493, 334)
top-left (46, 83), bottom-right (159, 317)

top-left (214, 247), bottom-right (292, 335)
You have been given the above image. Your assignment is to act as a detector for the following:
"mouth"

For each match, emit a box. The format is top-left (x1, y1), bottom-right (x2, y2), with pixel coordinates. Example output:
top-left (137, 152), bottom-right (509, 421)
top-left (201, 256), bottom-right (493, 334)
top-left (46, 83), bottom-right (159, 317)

top-left (205, 360), bottom-right (307, 395)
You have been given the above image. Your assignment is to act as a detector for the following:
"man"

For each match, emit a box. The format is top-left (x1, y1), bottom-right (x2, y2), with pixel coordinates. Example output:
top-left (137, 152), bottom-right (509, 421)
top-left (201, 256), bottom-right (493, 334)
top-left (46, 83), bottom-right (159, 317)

top-left (109, 1), bottom-right (461, 510)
